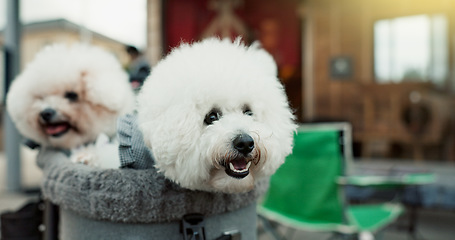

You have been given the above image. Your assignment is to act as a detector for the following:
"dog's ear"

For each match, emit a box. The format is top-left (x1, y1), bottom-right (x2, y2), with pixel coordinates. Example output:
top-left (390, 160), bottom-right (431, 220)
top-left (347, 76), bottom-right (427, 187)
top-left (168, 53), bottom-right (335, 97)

top-left (6, 74), bottom-right (27, 122)
top-left (5, 72), bottom-right (40, 140)
top-left (83, 71), bottom-right (135, 115)
top-left (73, 44), bottom-right (136, 115)
top-left (139, 102), bottom-right (200, 142)
top-left (138, 102), bottom-right (208, 187)
top-left (138, 102), bottom-right (201, 163)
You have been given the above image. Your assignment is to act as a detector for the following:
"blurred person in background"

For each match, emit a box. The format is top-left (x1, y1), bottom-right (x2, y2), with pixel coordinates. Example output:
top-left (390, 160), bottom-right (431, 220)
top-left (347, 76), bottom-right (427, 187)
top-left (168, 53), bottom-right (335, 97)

top-left (125, 45), bottom-right (150, 91)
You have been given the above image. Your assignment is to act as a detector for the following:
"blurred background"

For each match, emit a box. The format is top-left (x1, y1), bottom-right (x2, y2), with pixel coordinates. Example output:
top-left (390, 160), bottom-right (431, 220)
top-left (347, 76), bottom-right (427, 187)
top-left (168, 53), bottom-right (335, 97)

top-left (1, 0), bottom-right (455, 239)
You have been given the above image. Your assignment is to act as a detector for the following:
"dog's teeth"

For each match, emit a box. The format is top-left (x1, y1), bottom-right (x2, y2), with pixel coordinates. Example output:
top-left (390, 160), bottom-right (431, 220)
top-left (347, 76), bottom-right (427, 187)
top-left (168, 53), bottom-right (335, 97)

top-left (229, 162), bottom-right (249, 173)
top-left (229, 163), bottom-right (235, 171)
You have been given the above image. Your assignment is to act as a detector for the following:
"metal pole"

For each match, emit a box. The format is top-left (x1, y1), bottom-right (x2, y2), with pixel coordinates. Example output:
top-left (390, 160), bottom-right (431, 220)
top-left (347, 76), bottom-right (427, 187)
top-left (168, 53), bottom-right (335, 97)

top-left (3, 0), bottom-right (22, 191)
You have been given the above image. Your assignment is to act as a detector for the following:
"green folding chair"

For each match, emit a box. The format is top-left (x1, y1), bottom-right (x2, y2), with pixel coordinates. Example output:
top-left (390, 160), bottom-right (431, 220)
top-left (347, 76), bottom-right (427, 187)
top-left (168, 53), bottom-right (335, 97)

top-left (257, 123), bottom-right (403, 240)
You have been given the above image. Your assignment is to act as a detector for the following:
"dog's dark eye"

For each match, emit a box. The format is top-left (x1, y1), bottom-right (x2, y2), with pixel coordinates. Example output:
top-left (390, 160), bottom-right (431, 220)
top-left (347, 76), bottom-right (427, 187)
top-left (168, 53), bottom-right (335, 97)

top-left (64, 91), bottom-right (78, 102)
top-left (243, 106), bottom-right (253, 116)
top-left (204, 109), bottom-right (222, 125)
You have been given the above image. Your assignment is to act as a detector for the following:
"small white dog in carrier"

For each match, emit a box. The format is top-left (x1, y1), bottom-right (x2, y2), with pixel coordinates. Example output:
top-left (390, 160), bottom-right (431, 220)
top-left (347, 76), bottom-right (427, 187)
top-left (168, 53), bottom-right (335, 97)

top-left (137, 38), bottom-right (297, 193)
top-left (6, 43), bottom-right (135, 168)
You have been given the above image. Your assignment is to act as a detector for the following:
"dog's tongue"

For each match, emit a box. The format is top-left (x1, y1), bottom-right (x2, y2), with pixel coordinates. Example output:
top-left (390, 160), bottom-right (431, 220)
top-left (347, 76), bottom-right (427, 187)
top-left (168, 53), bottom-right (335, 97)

top-left (45, 124), bottom-right (69, 135)
top-left (225, 159), bottom-right (252, 179)
top-left (231, 159), bottom-right (247, 170)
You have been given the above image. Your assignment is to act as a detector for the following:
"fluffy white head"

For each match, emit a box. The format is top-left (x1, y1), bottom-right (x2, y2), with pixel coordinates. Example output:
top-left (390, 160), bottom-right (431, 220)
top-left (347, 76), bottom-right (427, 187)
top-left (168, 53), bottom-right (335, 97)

top-left (6, 43), bottom-right (135, 149)
top-left (137, 38), bottom-right (296, 193)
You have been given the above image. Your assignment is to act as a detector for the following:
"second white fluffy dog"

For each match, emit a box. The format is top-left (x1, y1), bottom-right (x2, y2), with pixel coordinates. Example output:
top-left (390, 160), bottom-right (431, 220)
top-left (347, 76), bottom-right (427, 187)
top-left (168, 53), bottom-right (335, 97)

top-left (6, 43), bottom-right (135, 168)
top-left (137, 38), bottom-right (296, 193)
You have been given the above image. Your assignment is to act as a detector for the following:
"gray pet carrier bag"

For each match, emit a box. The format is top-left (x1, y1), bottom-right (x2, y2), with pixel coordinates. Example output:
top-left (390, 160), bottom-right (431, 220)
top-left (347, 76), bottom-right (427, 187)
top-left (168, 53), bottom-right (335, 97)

top-left (38, 115), bottom-right (268, 240)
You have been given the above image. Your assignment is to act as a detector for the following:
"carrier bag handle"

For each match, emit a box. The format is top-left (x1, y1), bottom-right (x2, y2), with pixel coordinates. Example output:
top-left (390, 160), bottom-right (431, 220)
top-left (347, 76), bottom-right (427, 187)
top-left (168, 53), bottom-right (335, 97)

top-left (181, 213), bottom-right (206, 240)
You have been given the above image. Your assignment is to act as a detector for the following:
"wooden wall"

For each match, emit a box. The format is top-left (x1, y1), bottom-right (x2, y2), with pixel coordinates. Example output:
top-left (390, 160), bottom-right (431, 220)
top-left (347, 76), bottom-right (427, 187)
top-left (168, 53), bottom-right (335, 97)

top-left (300, 0), bottom-right (455, 160)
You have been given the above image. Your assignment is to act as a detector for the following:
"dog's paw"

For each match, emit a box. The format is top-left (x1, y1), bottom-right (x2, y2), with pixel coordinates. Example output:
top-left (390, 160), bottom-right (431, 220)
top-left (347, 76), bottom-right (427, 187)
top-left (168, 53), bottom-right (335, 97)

top-left (71, 151), bottom-right (98, 167)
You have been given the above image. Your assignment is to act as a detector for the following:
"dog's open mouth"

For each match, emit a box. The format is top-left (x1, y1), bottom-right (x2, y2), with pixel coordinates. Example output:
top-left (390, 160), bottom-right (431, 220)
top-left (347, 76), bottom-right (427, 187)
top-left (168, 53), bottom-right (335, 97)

top-left (224, 158), bottom-right (252, 179)
top-left (42, 122), bottom-right (71, 137)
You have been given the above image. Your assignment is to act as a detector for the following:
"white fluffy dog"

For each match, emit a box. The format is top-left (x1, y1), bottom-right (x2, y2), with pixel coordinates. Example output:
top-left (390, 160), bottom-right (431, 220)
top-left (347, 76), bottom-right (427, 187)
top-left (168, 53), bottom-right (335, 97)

top-left (137, 38), bottom-right (296, 193)
top-left (6, 44), bottom-right (135, 166)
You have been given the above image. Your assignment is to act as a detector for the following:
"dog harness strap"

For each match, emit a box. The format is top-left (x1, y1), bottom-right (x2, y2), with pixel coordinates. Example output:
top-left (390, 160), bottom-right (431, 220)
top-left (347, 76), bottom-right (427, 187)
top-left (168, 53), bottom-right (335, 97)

top-left (23, 139), bottom-right (41, 149)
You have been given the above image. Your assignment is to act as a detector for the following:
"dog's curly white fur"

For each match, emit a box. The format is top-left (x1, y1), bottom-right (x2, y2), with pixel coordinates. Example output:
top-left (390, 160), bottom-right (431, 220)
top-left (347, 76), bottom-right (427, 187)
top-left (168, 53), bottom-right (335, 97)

top-left (6, 44), bottom-right (135, 153)
top-left (137, 38), bottom-right (296, 193)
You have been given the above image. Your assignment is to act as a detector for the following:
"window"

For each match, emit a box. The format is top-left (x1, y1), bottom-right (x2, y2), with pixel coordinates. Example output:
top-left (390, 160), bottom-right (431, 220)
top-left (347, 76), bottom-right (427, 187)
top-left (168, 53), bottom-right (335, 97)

top-left (374, 14), bottom-right (448, 88)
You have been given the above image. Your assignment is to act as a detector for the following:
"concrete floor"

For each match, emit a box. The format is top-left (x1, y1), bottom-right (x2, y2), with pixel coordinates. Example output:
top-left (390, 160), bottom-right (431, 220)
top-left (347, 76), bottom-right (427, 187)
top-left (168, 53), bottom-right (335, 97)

top-left (257, 208), bottom-right (455, 240)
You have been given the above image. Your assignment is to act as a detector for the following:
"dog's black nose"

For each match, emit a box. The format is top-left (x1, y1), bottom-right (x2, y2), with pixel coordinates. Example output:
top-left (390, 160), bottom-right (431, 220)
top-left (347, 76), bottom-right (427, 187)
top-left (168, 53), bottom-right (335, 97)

top-left (233, 133), bottom-right (254, 155)
top-left (40, 108), bottom-right (56, 122)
